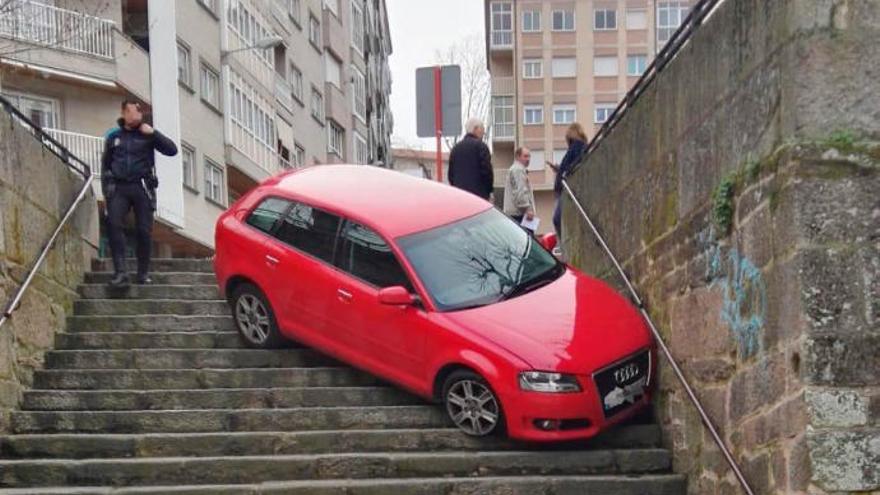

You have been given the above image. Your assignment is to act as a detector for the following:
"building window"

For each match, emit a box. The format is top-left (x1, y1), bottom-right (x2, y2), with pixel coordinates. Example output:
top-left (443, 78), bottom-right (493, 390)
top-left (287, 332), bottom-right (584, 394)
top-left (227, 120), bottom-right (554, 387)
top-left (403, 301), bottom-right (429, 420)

top-left (594, 9), bottom-right (617, 30)
top-left (553, 104), bottom-right (576, 125)
top-left (227, 1), bottom-right (274, 67)
top-left (492, 95), bottom-right (514, 138)
top-left (352, 65), bottom-right (366, 122)
top-left (204, 159), bottom-right (224, 205)
top-left (523, 105), bottom-right (543, 125)
top-left (658, 1), bottom-right (689, 45)
top-left (594, 104), bottom-right (616, 124)
top-left (528, 149), bottom-right (545, 171)
top-left (290, 65), bottom-right (304, 103)
top-left (327, 121), bottom-right (344, 156)
top-left (309, 14), bottom-right (321, 48)
top-left (228, 70), bottom-right (277, 155)
top-left (311, 87), bottom-right (324, 122)
top-left (551, 57), bottom-right (577, 78)
top-left (325, 53), bottom-right (342, 88)
top-left (323, 0), bottom-right (338, 16)
top-left (626, 9), bottom-right (647, 30)
top-left (490, 2), bottom-right (513, 47)
top-left (553, 149), bottom-right (567, 166)
top-left (200, 63), bottom-right (220, 108)
top-left (522, 10), bottom-right (541, 32)
top-left (289, 0), bottom-right (302, 25)
top-left (354, 132), bottom-right (368, 164)
top-left (182, 143), bottom-right (197, 190)
top-left (627, 55), bottom-right (647, 76)
top-left (523, 59), bottom-right (542, 79)
top-left (552, 10), bottom-right (575, 31)
top-left (593, 56), bottom-right (618, 76)
top-left (177, 42), bottom-right (192, 86)
top-left (294, 143), bottom-right (306, 166)
top-left (351, 1), bottom-right (365, 54)
top-left (1, 91), bottom-right (59, 128)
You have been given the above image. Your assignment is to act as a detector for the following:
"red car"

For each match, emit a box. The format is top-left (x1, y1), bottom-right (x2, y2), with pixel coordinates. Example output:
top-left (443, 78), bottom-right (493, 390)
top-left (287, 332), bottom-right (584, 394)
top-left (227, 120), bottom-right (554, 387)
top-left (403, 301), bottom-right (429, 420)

top-left (214, 165), bottom-right (654, 442)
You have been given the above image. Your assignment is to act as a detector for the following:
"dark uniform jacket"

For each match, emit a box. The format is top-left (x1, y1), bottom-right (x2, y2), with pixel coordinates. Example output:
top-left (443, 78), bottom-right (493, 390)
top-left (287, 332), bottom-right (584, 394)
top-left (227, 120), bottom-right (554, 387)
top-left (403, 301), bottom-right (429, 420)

top-left (101, 119), bottom-right (178, 193)
top-left (448, 133), bottom-right (494, 199)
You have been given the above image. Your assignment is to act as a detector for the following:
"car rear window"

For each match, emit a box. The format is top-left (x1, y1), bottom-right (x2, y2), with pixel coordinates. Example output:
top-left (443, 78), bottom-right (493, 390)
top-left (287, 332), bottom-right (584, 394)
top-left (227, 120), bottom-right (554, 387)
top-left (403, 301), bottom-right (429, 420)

top-left (274, 203), bottom-right (341, 263)
top-left (246, 197), bottom-right (291, 233)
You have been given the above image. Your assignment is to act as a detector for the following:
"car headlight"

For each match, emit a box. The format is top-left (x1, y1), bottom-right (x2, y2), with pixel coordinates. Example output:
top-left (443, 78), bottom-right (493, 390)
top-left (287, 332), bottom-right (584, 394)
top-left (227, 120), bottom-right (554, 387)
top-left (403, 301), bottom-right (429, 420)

top-left (518, 371), bottom-right (581, 393)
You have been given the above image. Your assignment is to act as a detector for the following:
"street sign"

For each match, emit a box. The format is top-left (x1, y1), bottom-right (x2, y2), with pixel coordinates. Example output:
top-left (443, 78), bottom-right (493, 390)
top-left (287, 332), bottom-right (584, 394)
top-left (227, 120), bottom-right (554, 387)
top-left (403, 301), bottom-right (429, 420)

top-left (415, 65), bottom-right (461, 137)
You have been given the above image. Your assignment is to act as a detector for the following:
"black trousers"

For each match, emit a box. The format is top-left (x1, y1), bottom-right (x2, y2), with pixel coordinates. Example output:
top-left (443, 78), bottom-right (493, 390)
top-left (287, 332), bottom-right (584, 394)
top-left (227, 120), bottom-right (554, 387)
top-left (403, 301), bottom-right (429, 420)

top-left (107, 182), bottom-right (153, 276)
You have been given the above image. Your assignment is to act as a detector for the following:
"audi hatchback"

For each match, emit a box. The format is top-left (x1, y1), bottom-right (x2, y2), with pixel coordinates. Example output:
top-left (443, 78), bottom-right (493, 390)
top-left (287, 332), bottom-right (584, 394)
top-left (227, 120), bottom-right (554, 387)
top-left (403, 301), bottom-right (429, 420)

top-left (214, 165), bottom-right (654, 442)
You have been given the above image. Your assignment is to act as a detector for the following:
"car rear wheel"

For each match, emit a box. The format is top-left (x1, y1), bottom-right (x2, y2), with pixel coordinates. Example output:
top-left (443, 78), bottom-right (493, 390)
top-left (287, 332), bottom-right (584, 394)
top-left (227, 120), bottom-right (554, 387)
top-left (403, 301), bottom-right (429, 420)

top-left (442, 370), bottom-right (504, 437)
top-left (231, 283), bottom-right (284, 349)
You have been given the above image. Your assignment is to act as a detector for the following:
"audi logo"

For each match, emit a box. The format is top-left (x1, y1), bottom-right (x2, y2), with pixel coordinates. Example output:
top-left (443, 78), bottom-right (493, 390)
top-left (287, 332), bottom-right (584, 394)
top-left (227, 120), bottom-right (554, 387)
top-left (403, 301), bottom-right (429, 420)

top-left (613, 363), bottom-right (640, 384)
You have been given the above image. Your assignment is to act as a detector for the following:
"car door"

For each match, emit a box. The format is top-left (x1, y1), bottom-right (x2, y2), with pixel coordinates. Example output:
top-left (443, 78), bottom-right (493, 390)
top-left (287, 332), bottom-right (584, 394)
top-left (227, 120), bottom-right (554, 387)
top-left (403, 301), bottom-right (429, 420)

top-left (240, 196), bottom-right (294, 326)
top-left (331, 219), bottom-right (427, 391)
top-left (265, 201), bottom-right (346, 346)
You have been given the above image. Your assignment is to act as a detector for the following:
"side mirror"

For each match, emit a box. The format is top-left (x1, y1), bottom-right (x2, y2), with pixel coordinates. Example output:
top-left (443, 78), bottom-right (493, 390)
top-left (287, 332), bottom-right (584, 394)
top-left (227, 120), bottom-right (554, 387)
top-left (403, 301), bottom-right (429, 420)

top-left (539, 232), bottom-right (558, 252)
top-left (378, 286), bottom-right (416, 306)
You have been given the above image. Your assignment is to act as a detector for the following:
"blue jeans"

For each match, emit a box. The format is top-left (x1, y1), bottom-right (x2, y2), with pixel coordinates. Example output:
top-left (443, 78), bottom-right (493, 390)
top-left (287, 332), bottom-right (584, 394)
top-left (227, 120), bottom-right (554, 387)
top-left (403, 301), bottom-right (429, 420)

top-left (553, 198), bottom-right (562, 239)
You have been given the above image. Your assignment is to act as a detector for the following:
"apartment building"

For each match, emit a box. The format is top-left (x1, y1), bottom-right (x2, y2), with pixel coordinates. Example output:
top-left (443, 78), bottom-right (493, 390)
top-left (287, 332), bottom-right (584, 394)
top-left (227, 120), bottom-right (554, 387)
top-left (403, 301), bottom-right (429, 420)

top-left (0, 0), bottom-right (393, 256)
top-left (484, 0), bottom-right (692, 232)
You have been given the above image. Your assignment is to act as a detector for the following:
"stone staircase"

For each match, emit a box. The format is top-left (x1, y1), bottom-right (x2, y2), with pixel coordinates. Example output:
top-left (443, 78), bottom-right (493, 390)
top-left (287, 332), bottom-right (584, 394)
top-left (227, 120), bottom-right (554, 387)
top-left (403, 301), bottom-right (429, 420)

top-left (0, 259), bottom-right (686, 494)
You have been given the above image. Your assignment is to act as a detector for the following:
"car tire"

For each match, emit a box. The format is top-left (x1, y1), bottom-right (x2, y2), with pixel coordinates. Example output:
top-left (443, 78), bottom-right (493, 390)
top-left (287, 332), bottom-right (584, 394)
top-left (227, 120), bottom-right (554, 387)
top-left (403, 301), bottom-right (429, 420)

top-left (230, 283), bottom-right (285, 349)
top-left (442, 370), bottom-right (505, 437)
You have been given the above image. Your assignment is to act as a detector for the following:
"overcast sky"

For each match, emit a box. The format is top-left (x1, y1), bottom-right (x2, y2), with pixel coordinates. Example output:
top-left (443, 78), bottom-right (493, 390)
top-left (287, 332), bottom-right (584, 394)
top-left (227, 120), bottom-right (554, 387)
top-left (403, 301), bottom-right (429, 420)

top-left (386, 0), bottom-right (483, 151)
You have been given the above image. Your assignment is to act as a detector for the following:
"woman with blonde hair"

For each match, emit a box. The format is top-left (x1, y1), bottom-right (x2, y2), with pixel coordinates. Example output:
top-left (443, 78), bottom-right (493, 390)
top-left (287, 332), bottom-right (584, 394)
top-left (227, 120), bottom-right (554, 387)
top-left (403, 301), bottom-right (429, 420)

top-left (548, 122), bottom-right (588, 239)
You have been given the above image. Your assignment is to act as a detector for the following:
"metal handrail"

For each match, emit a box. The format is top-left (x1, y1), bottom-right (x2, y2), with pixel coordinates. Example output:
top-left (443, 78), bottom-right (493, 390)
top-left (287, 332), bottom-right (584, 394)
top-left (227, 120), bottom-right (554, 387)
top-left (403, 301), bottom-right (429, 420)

top-left (0, 94), bottom-right (95, 330)
top-left (560, 0), bottom-right (754, 494)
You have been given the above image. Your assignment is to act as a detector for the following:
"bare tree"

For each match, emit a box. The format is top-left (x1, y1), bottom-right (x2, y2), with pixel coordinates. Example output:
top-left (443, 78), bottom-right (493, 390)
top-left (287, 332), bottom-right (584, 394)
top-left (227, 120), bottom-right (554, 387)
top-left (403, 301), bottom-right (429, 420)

top-left (434, 33), bottom-right (491, 148)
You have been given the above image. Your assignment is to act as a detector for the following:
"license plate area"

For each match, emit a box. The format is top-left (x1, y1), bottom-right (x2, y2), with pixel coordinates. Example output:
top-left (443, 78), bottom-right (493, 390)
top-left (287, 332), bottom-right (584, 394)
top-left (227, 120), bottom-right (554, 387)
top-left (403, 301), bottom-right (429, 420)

top-left (593, 350), bottom-right (650, 418)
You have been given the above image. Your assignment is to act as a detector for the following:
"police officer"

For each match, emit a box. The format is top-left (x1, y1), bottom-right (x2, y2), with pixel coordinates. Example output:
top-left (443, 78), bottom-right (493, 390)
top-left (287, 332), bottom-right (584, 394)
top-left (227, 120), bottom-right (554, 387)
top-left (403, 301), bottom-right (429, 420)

top-left (101, 100), bottom-right (178, 287)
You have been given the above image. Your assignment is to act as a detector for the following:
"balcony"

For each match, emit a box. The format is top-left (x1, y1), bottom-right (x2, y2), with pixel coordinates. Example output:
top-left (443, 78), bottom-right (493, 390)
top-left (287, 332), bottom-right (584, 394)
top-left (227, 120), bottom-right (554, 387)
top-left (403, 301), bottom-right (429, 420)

top-left (490, 30), bottom-right (513, 50)
top-left (275, 73), bottom-right (294, 113)
top-left (492, 123), bottom-right (514, 142)
top-left (0, 1), bottom-right (115, 59)
top-left (491, 77), bottom-right (515, 96)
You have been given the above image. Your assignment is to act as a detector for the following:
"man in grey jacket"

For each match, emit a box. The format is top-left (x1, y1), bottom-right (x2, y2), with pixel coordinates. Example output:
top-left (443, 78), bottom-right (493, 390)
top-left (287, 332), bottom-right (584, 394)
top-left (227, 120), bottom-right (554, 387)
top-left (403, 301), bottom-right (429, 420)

top-left (503, 147), bottom-right (537, 232)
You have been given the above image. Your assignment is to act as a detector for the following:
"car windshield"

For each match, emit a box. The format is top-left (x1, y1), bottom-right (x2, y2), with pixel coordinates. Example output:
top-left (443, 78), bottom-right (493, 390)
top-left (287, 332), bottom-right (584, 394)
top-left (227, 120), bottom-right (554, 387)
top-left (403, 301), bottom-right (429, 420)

top-left (397, 208), bottom-right (564, 311)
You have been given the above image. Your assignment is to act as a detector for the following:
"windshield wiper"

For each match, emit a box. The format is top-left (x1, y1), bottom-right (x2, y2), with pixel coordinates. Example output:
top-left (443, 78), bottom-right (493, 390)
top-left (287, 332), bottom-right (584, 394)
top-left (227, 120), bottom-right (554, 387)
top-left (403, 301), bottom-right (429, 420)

top-left (500, 263), bottom-right (564, 301)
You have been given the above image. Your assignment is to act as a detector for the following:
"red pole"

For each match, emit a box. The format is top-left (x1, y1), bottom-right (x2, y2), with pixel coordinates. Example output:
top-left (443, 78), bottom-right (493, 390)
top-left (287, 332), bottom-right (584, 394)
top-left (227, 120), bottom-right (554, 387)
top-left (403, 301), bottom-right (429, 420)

top-left (433, 65), bottom-right (443, 182)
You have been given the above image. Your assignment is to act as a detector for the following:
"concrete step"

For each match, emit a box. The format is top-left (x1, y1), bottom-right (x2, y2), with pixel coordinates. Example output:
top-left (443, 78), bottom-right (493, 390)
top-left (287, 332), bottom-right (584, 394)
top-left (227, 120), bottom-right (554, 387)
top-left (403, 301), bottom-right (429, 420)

top-left (43, 349), bottom-right (335, 370)
top-left (67, 315), bottom-right (236, 333)
top-left (55, 332), bottom-right (246, 350)
top-left (33, 367), bottom-right (379, 390)
top-left (91, 259), bottom-right (213, 273)
top-left (10, 406), bottom-right (449, 434)
top-left (73, 300), bottom-right (229, 317)
top-left (0, 425), bottom-right (663, 459)
top-left (77, 285), bottom-right (220, 301)
top-left (0, 475), bottom-right (687, 494)
top-left (0, 450), bottom-right (673, 487)
top-left (21, 386), bottom-right (422, 411)
top-left (85, 272), bottom-right (217, 285)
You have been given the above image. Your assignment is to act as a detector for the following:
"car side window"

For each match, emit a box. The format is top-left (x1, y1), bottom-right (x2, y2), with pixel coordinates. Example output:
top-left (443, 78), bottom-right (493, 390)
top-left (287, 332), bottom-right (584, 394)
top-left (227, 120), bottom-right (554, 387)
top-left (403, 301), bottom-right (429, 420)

top-left (246, 197), bottom-right (291, 234)
top-left (274, 202), bottom-right (341, 263)
top-left (338, 220), bottom-right (414, 291)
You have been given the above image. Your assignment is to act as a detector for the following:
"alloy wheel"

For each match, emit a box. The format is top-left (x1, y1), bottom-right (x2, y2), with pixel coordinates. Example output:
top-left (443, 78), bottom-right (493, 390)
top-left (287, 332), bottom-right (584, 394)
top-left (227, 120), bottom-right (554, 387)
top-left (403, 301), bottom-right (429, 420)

top-left (445, 379), bottom-right (500, 436)
top-left (235, 294), bottom-right (271, 345)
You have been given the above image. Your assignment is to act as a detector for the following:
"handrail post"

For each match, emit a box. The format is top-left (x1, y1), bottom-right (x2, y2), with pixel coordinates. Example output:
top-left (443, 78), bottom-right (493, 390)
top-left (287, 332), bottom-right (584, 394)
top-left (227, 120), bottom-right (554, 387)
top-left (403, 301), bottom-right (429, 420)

top-left (561, 179), bottom-right (754, 495)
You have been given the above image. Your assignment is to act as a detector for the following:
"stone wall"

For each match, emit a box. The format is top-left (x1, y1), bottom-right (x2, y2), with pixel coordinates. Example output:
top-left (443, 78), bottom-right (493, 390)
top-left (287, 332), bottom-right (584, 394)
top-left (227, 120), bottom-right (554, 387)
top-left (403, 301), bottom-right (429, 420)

top-left (563, 1), bottom-right (879, 493)
top-left (0, 109), bottom-right (99, 431)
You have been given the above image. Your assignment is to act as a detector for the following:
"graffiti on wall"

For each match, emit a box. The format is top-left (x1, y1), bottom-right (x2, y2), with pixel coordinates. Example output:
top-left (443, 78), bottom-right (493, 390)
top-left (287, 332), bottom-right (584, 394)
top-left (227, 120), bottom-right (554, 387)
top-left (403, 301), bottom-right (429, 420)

top-left (699, 227), bottom-right (767, 358)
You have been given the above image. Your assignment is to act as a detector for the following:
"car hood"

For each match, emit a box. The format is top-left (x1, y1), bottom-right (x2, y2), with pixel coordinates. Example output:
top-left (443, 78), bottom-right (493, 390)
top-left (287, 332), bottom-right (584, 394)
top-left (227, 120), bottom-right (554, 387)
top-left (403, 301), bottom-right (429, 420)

top-left (447, 268), bottom-right (652, 373)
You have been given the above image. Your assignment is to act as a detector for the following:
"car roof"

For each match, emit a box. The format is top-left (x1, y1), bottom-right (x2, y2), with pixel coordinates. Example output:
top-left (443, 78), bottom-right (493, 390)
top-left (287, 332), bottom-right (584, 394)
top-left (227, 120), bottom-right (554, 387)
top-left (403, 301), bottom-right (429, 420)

top-left (267, 165), bottom-right (492, 238)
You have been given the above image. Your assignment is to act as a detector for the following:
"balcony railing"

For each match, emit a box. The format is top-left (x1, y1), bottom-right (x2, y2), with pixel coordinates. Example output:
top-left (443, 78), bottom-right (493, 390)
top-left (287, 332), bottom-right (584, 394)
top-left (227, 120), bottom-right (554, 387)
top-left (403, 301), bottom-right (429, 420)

top-left (492, 123), bottom-right (514, 141)
top-left (43, 128), bottom-right (103, 177)
top-left (490, 30), bottom-right (513, 49)
top-left (0, 0), bottom-right (115, 59)
top-left (275, 73), bottom-right (294, 112)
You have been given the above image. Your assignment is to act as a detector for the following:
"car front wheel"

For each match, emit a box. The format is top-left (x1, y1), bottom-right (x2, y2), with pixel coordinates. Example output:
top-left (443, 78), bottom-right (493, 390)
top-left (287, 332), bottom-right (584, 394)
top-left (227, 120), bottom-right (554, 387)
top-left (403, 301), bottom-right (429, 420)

top-left (231, 283), bottom-right (284, 349)
top-left (442, 370), bottom-right (504, 437)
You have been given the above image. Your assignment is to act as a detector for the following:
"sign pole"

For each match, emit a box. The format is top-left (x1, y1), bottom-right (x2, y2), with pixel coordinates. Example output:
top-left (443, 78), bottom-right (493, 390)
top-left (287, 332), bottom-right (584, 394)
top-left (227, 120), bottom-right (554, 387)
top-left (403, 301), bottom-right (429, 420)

top-left (433, 65), bottom-right (443, 182)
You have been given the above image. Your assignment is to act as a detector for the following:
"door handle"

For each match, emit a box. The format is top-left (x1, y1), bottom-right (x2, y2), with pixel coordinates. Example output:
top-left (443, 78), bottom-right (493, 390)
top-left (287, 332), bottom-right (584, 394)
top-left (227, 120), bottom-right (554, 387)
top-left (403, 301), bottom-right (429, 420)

top-left (337, 288), bottom-right (353, 302)
top-left (265, 255), bottom-right (280, 265)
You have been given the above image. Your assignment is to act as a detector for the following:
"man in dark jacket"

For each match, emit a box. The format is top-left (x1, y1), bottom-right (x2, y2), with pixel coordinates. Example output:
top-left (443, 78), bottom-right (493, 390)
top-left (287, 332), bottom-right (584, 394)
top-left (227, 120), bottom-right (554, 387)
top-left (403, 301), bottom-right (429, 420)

top-left (102, 100), bottom-right (178, 287)
top-left (448, 117), bottom-right (494, 200)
